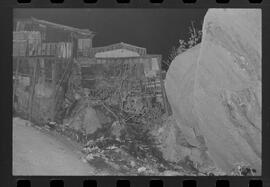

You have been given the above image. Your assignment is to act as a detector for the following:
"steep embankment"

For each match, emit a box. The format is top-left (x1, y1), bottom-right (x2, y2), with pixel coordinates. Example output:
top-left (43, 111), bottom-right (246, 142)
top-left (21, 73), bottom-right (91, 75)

top-left (165, 9), bottom-right (261, 174)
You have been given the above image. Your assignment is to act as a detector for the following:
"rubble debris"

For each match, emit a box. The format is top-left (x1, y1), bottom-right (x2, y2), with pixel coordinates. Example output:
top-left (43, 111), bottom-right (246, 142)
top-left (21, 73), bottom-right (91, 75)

top-left (130, 161), bottom-right (136, 167)
top-left (230, 162), bottom-right (257, 176)
top-left (137, 167), bottom-right (147, 173)
top-left (111, 121), bottom-right (123, 140)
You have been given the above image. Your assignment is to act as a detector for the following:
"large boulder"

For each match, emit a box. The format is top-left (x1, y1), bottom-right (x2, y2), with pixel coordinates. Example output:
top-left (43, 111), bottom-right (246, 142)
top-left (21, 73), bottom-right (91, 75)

top-left (165, 9), bottom-right (261, 174)
top-left (154, 116), bottom-right (214, 170)
top-left (161, 45), bottom-right (214, 169)
top-left (68, 106), bottom-right (102, 134)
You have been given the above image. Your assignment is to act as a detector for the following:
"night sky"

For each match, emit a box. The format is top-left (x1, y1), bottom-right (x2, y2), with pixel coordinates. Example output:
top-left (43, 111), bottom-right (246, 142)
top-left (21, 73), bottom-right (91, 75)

top-left (14, 9), bottom-right (207, 64)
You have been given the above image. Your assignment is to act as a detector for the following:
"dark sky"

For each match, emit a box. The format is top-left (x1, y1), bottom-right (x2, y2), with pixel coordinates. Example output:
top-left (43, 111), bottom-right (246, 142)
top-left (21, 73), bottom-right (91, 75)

top-left (14, 9), bottom-right (207, 62)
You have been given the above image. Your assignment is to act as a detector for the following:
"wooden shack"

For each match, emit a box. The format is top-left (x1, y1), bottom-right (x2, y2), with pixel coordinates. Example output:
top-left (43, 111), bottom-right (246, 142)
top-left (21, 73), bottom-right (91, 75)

top-left (13, 18), bottom-right (94, 123)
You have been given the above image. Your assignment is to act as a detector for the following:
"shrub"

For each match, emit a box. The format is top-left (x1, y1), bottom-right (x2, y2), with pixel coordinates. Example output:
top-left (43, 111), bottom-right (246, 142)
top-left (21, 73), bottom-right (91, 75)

top-left (163, 21), bottom-right (202, 71)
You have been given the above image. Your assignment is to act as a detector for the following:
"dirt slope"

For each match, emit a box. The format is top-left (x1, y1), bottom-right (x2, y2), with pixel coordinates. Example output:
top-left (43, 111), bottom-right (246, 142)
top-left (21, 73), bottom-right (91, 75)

top-left (13, 118), bottom-right (95, 175)
top-left (165, 9), bottom-right (261, 174)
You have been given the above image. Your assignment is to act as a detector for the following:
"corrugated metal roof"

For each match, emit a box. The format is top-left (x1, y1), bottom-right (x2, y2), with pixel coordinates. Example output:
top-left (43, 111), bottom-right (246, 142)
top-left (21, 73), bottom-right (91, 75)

top-left (31, 18), bottom-right (94, 36)
top-left (15, 17), bottom-right (94, 37)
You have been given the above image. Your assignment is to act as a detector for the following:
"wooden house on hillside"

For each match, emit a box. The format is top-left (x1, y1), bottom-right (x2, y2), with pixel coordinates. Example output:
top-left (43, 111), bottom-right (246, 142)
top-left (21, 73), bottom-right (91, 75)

top-left (13, 18), bottom-right (94, 123)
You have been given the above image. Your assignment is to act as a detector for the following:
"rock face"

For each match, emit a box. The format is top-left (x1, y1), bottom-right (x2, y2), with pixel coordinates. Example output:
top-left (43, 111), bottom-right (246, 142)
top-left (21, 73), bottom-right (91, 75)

top-left (158, 45), bottom-right (214, 169)
top-left (165, 9), bottom-right (261, 174)
top-left (66, 100), bottom-right (102, 134)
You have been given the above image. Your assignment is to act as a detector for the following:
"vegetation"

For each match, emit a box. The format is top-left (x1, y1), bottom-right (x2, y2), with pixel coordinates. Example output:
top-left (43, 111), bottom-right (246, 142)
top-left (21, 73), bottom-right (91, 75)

top-left (163, 21), bottom-right (202, 71)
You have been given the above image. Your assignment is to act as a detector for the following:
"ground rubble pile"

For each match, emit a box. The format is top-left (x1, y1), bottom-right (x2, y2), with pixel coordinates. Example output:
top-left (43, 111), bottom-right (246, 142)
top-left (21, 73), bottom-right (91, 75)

top-left (36, 94), bottom-right (228, 175)
top-left (79, 114), bottom-right (193, 175)
top-left (50, 95), bottom-right (196, 175)
top-left (16, 89), bottom-right (258, 176)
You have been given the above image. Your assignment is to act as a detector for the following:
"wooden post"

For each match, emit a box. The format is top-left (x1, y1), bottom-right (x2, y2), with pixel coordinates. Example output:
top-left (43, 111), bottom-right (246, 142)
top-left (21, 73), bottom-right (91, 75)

top-left (13, 58), bottom-right (20, 109)
top-left (157, 56), bottom-right (170, 116)
top-left (28, 58), bottom-right (38, 122)
top-left (52, 59), bottom-right (58, 121)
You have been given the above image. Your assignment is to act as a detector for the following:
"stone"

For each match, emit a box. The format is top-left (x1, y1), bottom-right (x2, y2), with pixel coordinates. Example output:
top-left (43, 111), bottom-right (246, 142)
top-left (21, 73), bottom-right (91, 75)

top-left (111, 121), bottom-right (123, 139)
top-left (165, 9), bottom-right (261, 174)
top-left (137, 167), bottom-right (147, 173)
top-left (163, 170), bottom-right (183, 176)
top-left (69, 106), bottom-right (102, 134)
top-left (86, 154), bottom-right (94, 161)
top-left (130, 160), bottom-right (136, 167)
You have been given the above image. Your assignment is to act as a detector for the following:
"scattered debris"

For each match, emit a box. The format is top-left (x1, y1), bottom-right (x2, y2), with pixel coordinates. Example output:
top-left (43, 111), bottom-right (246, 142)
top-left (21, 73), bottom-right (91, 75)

top-left (231, 162), bottom-right (257, 176)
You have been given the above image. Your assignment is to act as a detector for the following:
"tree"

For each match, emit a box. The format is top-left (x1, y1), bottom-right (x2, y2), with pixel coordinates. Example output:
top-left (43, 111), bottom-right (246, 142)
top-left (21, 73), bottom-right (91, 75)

top-left (163, 21), bottom-right (202, 71)
top-left (187, 21), bottom-right (202, 49)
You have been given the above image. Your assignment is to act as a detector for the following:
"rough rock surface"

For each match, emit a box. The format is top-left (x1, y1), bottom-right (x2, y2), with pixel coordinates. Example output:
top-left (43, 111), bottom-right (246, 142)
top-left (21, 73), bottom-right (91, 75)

top-left (154, 116), bottom-right (214, 169)
top-left (165, 9), bottom-right (261, 174)
top-left (67, 102), bottom-right (102, 134)
top-left (156, 45), bottom-right (215, 169)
